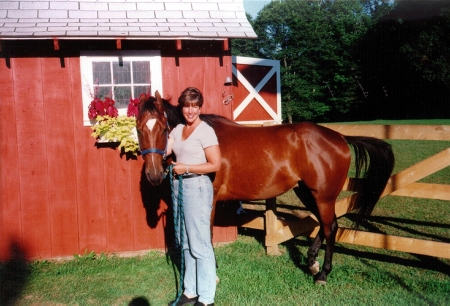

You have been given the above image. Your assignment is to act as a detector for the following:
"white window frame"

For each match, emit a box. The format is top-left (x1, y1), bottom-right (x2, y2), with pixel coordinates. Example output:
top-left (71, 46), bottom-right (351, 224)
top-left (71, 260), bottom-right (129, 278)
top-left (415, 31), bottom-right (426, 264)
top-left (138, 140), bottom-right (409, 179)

top-left (80, 50), bottom-right (163, 126)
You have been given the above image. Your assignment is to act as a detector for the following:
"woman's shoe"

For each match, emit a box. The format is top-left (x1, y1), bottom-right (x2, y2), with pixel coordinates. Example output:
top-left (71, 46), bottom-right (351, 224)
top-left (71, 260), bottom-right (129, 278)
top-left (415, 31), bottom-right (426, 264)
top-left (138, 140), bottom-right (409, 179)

top-left (168, 294), bottom-right (198, 306)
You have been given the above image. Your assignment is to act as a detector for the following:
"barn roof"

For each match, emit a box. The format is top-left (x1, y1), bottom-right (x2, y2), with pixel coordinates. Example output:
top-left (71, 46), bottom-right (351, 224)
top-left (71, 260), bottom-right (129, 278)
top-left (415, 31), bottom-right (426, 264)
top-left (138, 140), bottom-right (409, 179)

top-left (0, 0), bottom-right (257, 40)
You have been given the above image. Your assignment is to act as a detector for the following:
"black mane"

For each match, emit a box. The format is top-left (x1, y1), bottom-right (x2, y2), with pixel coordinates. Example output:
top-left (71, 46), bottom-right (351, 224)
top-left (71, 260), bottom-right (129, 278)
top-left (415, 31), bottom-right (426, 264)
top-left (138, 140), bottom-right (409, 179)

top-left (199, 114), bottom-right (240, 128)
top-left (140, 96), bottom-right (238, 129)
top-left (139, 96), bottom-right (181, 128)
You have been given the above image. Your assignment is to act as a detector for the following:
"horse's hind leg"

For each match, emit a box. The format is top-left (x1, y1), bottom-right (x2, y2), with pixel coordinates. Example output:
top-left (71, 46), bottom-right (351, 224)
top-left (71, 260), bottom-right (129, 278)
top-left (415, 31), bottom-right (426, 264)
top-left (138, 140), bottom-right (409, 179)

top-left (297, 184), bottom-right (344, 286)
top-left (307, 234), bottom-right (323, 275)
top-left (294, 183), bottom-right (329, 278)
top-left (313, 216), bottom-right (338, 285)
top-left (306, 213), bottom-right (338, 283)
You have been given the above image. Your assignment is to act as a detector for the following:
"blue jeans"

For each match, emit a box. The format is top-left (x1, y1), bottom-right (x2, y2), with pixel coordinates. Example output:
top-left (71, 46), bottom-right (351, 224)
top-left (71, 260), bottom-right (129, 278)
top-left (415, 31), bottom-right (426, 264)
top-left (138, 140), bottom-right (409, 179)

top-left (172, 175), bottom-right (216, 304)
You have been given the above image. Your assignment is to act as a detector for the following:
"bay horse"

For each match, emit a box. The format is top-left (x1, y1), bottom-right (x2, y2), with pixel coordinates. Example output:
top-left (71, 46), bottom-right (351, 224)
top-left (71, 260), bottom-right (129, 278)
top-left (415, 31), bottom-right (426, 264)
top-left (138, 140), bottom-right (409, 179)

top-left (136, 91), bottom-right (395, 285)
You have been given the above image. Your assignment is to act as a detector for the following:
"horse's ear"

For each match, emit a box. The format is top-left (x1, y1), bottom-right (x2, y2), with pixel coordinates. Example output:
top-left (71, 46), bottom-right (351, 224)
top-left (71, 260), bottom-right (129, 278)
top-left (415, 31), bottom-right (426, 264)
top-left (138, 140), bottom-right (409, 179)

top-left (154, 90), bottom-right (165, 113)
top-left (155, 90), bottom-right (162, 102)
top-left (138, 93), bottom-right (148, 112)
top-left (139, 93), bottom-right (147, 104)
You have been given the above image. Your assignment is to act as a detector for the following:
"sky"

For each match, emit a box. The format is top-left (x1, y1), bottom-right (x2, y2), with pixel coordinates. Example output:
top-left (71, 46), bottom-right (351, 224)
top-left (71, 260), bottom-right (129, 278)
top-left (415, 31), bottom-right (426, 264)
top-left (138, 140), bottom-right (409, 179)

top-left (243, 0), bottom-right (271, 18)
top-left (243, 0), bottom-right (450, 20)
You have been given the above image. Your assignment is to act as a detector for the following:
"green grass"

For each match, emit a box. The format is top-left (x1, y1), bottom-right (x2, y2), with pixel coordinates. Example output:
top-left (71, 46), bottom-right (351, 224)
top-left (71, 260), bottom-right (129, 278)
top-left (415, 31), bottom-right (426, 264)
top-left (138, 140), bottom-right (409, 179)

top-left (11, 232), bottom-right (450, 305)
top-left (5, 124), bottom-right (450, 305)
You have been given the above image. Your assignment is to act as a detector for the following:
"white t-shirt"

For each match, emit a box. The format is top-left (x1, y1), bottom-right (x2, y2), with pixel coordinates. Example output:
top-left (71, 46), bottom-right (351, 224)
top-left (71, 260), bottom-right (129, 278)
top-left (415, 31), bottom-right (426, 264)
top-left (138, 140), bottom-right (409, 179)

top-left (170, 121), bottom-right (219, 165)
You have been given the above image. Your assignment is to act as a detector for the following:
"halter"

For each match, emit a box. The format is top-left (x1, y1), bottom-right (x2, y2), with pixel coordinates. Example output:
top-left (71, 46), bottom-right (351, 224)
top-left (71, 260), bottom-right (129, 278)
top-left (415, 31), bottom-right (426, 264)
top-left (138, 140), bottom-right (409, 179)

top-left (140, 113), bottom-right (170, 159)
top-left (140, 131), bottom-right (168, 158)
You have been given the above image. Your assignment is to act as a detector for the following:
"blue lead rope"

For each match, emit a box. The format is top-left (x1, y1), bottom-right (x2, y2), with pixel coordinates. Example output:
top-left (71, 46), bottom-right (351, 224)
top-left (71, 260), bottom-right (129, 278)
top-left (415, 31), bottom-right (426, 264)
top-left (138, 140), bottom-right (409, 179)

top-left (169, 165), bottom-right (185, 305)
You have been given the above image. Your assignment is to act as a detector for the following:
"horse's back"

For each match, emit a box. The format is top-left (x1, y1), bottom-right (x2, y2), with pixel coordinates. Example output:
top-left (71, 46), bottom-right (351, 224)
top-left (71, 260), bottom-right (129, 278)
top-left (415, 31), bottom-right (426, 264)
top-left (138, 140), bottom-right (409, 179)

top-left (210, 120), bottom-right (351, 201)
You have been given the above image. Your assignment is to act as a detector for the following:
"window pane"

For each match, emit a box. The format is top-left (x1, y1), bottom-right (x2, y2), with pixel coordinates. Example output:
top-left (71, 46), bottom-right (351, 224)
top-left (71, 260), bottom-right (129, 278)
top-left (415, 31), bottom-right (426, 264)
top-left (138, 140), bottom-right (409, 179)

top-left (114, 86), bottom-right (132, 108)
top-left (133, 61), bottom-right (151, 84)
top-left (113, 61), bottom-right (131, 84)
top-left (134, 86), bottom-right (150, 98)
top-left (96, 86), bottom-right (112, 99)
top-left (92, 62), bottom-right (111, 84)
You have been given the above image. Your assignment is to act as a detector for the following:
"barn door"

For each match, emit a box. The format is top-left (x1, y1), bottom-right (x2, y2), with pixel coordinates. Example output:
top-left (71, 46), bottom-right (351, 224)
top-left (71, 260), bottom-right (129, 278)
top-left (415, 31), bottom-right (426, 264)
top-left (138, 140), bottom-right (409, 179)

top-left (231, 56), bottom-right (281, 125)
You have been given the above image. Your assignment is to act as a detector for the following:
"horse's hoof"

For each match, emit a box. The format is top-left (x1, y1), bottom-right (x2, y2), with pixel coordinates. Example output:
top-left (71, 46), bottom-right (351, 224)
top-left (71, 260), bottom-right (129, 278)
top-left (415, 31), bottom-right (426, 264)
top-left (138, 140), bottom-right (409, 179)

top-left (315, 279), bottom-right (327, 285)
top-left (314, 272), bottom-right (327, 285)
top-left (309, 261), bottom-right (320, 275)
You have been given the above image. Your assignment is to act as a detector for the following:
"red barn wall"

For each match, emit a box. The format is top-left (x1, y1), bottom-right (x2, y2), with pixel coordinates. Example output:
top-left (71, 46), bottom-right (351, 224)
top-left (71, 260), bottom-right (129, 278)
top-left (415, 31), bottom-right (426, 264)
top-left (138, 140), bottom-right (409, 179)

top-left (0, 40), bottom-right (237, 260)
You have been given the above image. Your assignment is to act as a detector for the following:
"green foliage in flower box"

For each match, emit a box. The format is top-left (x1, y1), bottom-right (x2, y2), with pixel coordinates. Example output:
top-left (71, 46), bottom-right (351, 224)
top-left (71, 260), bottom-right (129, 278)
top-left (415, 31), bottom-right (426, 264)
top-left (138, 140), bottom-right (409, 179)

top-left (91, 115), bottom-right (139, 155)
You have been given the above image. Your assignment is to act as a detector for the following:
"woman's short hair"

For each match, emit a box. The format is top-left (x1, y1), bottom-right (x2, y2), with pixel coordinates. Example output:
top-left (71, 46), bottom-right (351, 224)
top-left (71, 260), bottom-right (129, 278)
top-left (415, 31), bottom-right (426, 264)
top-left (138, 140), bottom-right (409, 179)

top-left (178, 87), bottom-right (204, 107)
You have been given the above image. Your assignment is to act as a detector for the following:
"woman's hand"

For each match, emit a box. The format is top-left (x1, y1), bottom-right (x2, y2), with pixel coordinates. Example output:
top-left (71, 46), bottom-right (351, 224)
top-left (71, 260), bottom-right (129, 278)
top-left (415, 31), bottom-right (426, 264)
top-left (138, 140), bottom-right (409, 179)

top-left (171, 145), bottom-right (221, 176)
top-left (171, 162), bottom-right (188, 175)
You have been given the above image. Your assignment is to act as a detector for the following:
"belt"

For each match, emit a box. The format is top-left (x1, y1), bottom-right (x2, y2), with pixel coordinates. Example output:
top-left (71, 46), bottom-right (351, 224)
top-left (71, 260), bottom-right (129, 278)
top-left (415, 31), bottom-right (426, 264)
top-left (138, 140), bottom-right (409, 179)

top-left (175, 173), bottom-right (203, 180)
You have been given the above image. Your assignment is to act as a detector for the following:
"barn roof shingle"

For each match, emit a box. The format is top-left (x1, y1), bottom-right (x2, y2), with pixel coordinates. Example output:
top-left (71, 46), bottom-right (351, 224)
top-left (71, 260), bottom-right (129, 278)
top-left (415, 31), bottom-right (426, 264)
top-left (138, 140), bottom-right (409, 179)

top-left (0, 0), bottom-right (257, 40)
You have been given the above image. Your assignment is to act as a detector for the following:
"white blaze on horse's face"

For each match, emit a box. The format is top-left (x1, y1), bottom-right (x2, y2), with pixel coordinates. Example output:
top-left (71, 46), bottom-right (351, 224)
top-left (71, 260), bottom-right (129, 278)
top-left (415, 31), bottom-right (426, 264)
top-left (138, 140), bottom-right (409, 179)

top-left (146, 119), bottom-right (157, 131)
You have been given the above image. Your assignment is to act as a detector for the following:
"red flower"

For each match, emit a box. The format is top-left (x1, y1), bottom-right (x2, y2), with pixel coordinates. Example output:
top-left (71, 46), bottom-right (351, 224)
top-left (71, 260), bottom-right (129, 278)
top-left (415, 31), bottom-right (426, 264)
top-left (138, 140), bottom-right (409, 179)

top-left (87, 94), bottom-right (146, 120)
top-left (106, 105), bottom-right (118, 117)
top-left (88, 107), bottom-right (98, 119)
top-left (88, 97), bottom-right (118, 119)
top-left (127, 96), bottom-right (142, 117)
top-left (103, 97), bottom-right (115, 107)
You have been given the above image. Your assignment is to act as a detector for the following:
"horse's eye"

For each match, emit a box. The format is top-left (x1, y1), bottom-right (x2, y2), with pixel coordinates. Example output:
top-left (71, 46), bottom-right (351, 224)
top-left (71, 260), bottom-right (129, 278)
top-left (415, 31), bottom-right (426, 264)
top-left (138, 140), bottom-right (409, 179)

top-left (136, 129), bottom-right (141, 135)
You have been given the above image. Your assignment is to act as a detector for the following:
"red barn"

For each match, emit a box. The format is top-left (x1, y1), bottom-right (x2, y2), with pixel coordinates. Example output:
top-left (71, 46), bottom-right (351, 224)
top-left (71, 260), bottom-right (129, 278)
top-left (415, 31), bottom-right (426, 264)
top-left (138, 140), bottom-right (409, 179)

top-left (0, 0), bottom-right (257, 260)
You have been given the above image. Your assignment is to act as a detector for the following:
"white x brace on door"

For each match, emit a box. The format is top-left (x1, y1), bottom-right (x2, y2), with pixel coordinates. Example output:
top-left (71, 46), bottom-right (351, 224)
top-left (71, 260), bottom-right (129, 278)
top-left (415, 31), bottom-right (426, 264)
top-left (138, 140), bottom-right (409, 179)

top-left (232, 56), bottom-right (281, 125)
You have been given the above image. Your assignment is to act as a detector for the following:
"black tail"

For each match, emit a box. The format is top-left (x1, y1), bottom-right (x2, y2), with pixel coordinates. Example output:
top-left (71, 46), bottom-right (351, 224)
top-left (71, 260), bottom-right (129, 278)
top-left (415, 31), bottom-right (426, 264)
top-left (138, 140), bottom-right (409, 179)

top-left (344, 136), bottom-right (395, 227)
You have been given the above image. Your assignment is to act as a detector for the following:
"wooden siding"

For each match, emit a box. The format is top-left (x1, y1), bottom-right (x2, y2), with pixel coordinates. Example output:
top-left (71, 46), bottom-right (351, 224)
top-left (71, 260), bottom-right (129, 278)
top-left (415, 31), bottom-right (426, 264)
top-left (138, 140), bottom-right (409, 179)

top-left (0, 40), bottom-right (237, 260)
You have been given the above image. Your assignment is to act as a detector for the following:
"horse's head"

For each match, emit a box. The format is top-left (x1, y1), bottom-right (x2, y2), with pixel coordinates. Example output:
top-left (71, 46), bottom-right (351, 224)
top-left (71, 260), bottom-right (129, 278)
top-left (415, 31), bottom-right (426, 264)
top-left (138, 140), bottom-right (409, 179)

top-left (136, 91), bottom-right (170, 186)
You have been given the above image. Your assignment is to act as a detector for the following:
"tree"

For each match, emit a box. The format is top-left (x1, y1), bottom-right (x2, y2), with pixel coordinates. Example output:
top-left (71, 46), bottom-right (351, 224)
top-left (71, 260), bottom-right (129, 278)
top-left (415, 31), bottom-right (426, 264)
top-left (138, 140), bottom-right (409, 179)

top-left (400, 10), bottom-right (450, 86)
top-left (354, 3), bottom-right (450, 120)
top-left (232, 0), bottom-right (394, 122)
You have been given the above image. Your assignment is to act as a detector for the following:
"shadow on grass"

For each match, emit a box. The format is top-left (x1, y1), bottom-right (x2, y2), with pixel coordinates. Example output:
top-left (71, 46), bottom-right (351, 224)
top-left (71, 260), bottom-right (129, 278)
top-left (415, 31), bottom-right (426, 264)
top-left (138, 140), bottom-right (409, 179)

top-left (0, 241), bottom-right (31, 305)
top-left (344, 213), bottom-right (450, 243)
top-left (129, 296), bottom-right (151, 306)
top-left (237, 226), bottom-right (450, 280)
top-left (139, 164), bottom-right (182, 301)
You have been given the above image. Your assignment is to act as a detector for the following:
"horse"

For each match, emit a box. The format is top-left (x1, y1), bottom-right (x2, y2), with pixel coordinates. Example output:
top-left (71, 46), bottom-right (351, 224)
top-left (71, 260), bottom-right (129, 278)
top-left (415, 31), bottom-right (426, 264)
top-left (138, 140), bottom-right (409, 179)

top-left (136, 91), bottom-right (395, 285)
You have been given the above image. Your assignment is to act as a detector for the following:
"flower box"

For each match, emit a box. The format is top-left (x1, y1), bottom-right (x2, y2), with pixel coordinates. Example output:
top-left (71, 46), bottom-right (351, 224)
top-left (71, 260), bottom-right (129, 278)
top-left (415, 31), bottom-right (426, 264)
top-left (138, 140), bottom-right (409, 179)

top-left (88, 96), bottom-right (142, 156)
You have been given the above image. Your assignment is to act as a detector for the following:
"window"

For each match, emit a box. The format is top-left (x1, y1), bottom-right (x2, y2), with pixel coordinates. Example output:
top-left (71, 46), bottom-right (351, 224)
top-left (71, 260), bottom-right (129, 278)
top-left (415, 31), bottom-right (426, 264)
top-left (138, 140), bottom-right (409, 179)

top-left (80, 50), bottom-right (163, 126)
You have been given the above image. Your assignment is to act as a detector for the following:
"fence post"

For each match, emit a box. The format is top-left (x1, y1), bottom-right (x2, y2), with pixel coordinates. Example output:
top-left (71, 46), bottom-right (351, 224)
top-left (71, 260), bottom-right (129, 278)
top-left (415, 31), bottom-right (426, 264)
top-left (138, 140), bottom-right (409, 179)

top-left (265, 197), bottom-right (281, 255)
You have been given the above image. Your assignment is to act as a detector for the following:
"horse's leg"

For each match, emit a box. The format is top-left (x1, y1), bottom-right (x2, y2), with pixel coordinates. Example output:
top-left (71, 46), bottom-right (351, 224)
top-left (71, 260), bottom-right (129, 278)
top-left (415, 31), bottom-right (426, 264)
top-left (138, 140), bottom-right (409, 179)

top-left (299, 183), bottom-right (341, 284)
top-left (295, 125), bottom-right (351, 284)
top-left (306, 217), bottom-right (337, 282)
top-left (315, 215), bottom-right (338, 285)
top-left (294, 183), bottom-right (323, 276)
top-left (311, 198), bottom-right (339, 285)
top-left (307, 233), bottom-right (323, 275)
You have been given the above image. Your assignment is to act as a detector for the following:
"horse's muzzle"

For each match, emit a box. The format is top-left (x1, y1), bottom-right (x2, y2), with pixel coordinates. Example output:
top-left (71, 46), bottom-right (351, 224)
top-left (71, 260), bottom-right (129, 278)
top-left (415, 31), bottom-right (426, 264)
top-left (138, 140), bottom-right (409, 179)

top-left (146, 171), bottom-right (164, 186)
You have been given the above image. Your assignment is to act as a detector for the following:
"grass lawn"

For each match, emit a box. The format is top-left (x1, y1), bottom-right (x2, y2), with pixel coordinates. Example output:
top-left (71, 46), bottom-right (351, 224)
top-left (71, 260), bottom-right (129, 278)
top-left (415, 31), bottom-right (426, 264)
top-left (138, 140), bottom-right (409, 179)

top-left (10, 230), bottom-right (450, 305)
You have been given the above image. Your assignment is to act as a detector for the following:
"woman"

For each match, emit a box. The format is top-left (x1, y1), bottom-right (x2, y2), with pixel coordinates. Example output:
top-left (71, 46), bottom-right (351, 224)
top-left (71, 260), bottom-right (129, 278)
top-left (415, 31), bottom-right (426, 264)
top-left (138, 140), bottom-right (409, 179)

top-left (166, 87), bottom-right (221, 306)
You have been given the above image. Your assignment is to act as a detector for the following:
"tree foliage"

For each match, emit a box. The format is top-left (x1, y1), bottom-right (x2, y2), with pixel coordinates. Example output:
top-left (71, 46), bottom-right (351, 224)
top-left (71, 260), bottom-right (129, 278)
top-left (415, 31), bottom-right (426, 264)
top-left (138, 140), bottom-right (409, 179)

top-left (354, 2), bottom-right (450, 120)
top-left (232, 0), bottom-right (394, 122)
top-left (400, 10), bottom-right (450, 86)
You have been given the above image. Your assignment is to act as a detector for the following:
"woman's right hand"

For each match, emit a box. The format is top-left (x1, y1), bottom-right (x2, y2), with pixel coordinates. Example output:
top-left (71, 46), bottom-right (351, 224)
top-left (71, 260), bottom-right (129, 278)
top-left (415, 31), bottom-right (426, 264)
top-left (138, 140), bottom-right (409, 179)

top-left (172, 162), bottom-right (187, 176)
